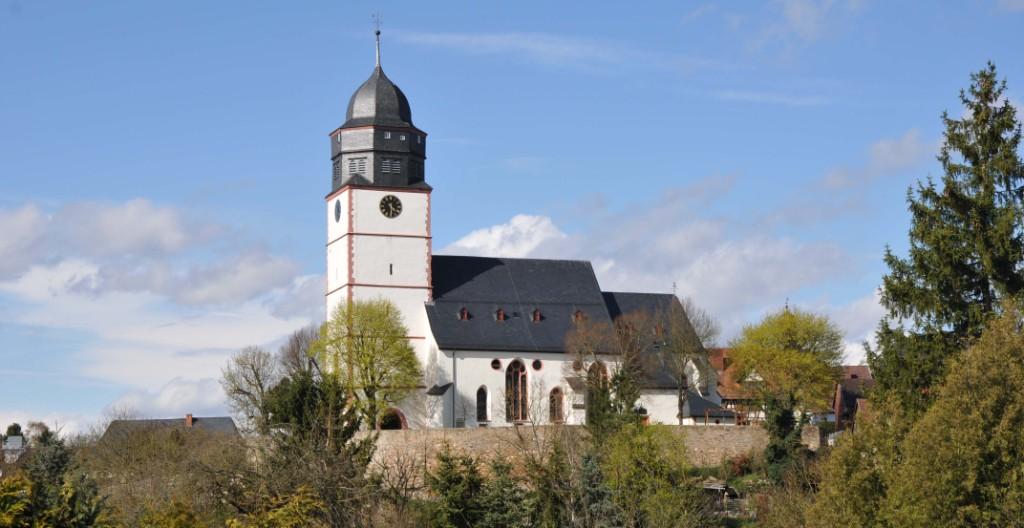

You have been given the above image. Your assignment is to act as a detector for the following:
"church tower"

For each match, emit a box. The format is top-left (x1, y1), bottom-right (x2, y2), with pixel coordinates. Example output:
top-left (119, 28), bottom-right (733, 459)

top-left (325, 31), bottom-right (432, 359)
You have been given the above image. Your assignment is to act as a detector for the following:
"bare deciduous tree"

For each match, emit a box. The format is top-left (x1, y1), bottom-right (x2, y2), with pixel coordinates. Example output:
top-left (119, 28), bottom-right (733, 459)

top-left (278, 324), bottom-right (320, 377)
top-left (664, 296), bottom-right (720, 425)
top-left (221, 346), bottom-right (280, 434)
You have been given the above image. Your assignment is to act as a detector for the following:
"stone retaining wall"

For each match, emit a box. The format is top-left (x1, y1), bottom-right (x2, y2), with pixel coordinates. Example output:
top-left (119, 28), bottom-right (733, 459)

top-left (366, 424), bottom-right (816, 469)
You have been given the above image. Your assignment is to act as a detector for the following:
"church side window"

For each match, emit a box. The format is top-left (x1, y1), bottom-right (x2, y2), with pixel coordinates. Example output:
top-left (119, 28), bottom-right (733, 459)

top-left (506, 360), bottom-right (528, 422)
top-left (476, 386), bottom-right (489, 423)
top-left (348, 157), bottom-right (366, 177)
top-left (549, 387), bottom-right (564, 423)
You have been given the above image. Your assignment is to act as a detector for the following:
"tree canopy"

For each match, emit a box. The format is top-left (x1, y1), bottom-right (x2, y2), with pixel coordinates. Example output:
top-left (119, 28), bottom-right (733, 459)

top-left (872, 62), bottom-right (1024, 413)
top-left (311, 298), bottom-right (422, 428)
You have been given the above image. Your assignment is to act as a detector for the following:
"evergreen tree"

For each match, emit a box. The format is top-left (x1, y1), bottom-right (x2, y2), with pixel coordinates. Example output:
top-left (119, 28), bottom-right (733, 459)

top-left (871, 62), bottom-right (1024, 413)
top-left (478, 460), bottom-right (531, 528)
top-left (425, 444), bottom-right (485, 528)
top-left (577, 454), bottom-right (623, 528)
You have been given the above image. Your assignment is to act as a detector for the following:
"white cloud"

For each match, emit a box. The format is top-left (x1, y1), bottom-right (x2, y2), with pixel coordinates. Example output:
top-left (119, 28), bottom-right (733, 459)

top-left (868, 129), bottom-right (927, 172)
top-left (110, 378), bottom-right (228, 419)
top-left (443, 176), bottom-right (852, 340)
top-left (0, 409), bottom-right (94, 437)
top-left (806, 291), bottom-right (885, 364)
top-left (443, 214), bottom-right (567, 258)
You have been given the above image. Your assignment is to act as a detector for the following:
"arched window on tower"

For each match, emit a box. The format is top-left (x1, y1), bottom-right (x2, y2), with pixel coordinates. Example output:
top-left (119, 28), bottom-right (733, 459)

top-left (549, 387), bottom-right (564, 424)
top-left (505, 360), bottom-right (528, 423)
top-left (476, 386), bottom-right (489, 423)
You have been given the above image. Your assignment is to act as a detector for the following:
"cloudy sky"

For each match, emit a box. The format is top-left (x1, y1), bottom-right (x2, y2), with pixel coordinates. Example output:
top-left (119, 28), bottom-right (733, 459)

top-left (1, 1), bottom-right (1021, 433)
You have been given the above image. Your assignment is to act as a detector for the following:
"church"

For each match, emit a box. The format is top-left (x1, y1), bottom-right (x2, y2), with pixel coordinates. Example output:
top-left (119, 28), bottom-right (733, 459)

top-left (324, 34), bottom-right (732, 429)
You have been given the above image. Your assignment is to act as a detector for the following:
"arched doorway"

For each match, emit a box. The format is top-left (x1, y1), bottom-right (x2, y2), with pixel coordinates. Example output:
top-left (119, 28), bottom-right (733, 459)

top-left (505, 360), bottom-right (528, 422)
top-left (378, 408), bottom-right (407, 430)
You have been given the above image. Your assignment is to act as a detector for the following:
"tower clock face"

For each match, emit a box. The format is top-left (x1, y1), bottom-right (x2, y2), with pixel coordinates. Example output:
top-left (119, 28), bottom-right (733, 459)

top-left (379, 195), bottom-right (402, 218)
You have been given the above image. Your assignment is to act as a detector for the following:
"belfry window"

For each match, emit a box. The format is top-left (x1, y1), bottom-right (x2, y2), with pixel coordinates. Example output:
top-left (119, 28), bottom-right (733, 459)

top-left (506, 360), bottom-right (528, 422)
top-left (382, 159), bottom-right (402, 175)
top-left (348, 157), bottom-right (366, 177)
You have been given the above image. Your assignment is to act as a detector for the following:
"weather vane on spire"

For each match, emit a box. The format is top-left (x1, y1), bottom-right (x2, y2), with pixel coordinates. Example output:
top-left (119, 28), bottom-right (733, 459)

top-left (373, 13), bottom-right (382, 67)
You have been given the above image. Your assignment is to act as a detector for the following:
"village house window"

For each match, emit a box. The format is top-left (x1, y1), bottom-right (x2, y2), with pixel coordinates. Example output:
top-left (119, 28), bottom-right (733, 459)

top-left (549, 388), bottom-right (564, 423)
top-left (476, 386), bottom-right (489, 423)
top-left (506, 360), bottom-right (528, 422)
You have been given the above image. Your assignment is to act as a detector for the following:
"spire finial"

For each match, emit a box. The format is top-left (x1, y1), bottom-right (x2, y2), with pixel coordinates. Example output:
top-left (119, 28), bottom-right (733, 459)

top-left (373, 14), bottom-right (382, 67)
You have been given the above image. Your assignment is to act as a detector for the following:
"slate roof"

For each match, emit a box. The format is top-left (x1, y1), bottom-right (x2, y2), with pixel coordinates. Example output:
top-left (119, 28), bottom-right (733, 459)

top-left (343, 66), bottom-right (414, 129)
top-left (100, 416), bottom-right (238, 444)
top-left (427, 255), bottom-right (613, 353)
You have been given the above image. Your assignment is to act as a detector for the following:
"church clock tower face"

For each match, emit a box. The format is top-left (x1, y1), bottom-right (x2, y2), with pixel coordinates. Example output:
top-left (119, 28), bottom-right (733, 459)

top-left (379, 195), bottom-right (402, 218)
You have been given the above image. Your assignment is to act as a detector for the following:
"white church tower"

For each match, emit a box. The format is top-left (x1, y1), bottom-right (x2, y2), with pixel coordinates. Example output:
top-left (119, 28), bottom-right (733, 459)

top-left (324, 31), bottom-right (433, 390)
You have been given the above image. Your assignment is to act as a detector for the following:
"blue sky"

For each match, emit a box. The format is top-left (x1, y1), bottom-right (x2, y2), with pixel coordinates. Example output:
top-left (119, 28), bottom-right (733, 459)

top-left (1, 0), bottom-right (1022, 432)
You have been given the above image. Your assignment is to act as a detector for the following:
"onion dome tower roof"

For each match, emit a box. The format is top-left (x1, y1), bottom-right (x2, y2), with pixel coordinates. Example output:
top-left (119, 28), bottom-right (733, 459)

top-left (341, 31), bottom-right (414, 129)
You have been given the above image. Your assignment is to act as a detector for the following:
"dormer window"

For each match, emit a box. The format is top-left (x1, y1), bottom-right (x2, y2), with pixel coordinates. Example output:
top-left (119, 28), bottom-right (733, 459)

top-left (400, 134), bottom-right (406, 141)
top-left (573, 310), bottom-right (586, 323)
top-left (458, 307), bottom-right (470, 321)
top-left (495, 309), bottom-right (507, 322)
top-left (532, 309), bottom-right (542, 322)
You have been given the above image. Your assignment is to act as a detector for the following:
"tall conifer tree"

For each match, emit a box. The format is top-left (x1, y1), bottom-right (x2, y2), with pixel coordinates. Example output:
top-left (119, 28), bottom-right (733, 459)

top-left (870, 62), bottom-right (1024, 413)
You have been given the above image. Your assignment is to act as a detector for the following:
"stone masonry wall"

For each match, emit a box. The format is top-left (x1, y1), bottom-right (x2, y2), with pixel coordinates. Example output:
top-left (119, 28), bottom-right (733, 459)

top-left (365, 424), bottom-right (814, 469)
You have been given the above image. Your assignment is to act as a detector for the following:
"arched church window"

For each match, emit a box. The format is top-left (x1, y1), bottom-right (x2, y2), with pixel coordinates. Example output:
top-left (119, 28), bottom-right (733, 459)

top-left (585, 361), bottom-right (609, 425)
top-left (506, 360), bottom-right (528, 423)
top-left (549, 387), bottom-right (564, 423)
top-left (378, 408), bottom-right (407, 430)
top-left (476, 386), bottom-right (489, 423)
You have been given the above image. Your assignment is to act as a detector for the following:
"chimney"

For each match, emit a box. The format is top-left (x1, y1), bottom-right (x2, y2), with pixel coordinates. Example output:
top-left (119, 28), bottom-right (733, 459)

top-left (185, 414), bottom-right (193, 428)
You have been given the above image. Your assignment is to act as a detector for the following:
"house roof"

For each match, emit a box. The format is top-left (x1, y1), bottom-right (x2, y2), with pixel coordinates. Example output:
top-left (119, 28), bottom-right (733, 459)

top-left (686, 391), bottom-right (735, 418)
top-left (2, 435), bottom-right (25, 451)
top-left (708, 348), bottom-right (756, 401)
top-left (100, 416), bottom-right (238, 443)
